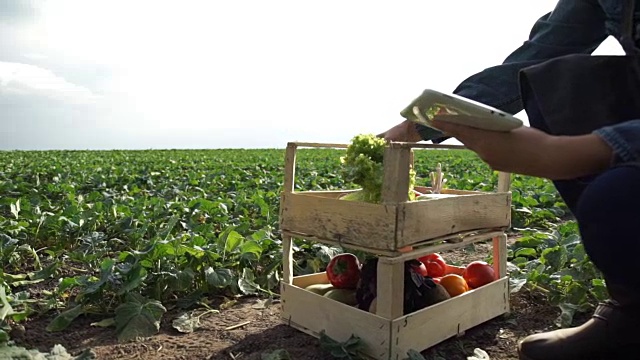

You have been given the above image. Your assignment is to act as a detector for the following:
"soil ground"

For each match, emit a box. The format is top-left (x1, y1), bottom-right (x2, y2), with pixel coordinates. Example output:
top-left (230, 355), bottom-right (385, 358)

top-left (10, 239), bottom-right (590, 360)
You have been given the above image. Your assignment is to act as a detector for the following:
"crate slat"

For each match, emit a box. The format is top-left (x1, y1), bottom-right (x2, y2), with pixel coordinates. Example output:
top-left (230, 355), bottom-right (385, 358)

top-left (390, 277), bottom-right (509, 358)
top-left (397, 192), bottom-right (511, 248)
top-left (280, 192), bottom-right (398, 250)
top-left (281, 282), bottom-right (391, 358)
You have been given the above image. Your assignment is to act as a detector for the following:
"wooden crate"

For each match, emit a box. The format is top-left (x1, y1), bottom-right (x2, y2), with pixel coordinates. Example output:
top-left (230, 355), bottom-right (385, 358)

top-left (281, 262), bottom-right (509, 359)
top-left (279, 142), bottom-right (511, 253)
top-left (279, 141), bottom-right (512, 359)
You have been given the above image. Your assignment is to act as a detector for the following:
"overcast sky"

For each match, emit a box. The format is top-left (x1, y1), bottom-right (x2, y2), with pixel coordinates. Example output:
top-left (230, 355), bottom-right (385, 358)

top-left (0, 0), bottom-right (623, 150)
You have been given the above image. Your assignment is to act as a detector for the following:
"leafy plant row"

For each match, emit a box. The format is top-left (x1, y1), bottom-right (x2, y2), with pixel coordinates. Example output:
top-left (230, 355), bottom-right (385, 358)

top-left (0, 148), bottom-right (600, 346)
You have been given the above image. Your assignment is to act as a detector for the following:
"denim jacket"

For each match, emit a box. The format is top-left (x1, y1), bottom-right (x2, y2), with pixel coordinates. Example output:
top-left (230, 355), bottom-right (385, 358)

top-left (414, 0), bottom-right (640, 165)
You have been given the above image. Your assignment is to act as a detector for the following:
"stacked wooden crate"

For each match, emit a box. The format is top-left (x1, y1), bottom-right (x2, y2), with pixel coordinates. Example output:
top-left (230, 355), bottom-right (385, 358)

top-left (279, 141), bottom-right (512, 359)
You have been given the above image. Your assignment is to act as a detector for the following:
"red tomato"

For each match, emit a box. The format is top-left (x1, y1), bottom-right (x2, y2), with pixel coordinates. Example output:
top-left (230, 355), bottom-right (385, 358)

top-left (425, 260), bottom-right (446, 278)
top-left (326, 253), bottom-right (361, 289)
top-left (418, 253), bottom-right (447, 278)
top-left (463, 261), bottom-right (496, 289)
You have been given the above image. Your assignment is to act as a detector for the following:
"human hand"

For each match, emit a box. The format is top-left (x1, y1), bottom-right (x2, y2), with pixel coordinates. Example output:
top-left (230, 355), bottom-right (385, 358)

top-left (430, 118), bottom-right (613, 180)
top-left (377, 120), bottom-right (423, 142)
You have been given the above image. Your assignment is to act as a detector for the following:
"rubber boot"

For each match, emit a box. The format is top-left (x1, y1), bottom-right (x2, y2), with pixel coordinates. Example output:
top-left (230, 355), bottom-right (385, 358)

top-left (517, 282), bottom-right (640, 360)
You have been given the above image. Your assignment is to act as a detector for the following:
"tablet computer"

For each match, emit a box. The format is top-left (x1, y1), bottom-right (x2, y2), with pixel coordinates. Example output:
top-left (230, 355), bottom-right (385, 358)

top-left (400, 89), bottom-right (524, 132)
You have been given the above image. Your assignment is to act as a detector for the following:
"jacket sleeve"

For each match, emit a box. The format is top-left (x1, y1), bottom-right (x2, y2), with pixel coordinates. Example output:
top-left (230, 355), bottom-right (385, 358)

top-left (594, 120), bottom-right (640, 165)
top-left (409, 0), bottom-right (610, 142)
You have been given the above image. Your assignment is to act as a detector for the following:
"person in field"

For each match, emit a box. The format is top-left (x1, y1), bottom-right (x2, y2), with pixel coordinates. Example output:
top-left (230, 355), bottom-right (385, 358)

top-left (380, 0), bottom-right (640, 359)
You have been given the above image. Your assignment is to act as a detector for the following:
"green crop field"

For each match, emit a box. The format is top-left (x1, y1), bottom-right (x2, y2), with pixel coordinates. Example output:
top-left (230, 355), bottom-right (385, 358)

top-left (0, 148), bottom-right (609, 358)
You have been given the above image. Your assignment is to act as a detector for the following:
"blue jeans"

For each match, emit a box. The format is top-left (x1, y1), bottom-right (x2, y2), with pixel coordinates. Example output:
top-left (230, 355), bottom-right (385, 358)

top-left (575, 164), bottom-right (640, 290)
top-left (527, 97), bottom-right (640, 290)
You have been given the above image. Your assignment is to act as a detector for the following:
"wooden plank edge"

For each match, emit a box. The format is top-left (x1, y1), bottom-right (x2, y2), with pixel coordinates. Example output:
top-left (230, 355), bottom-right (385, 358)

top-left (287, 142), bottom-right (349, 149)
top-left (280, 229), bottom-right (508, 259)
top-left (380, 230), bottom-right (507, 263)
top-left (390, 277), bottom-right (510, 356)
top-left (393, 277), bottom-right (510, 325)
top-left (281, 230), bottom-right (399, 256)
top-left (291, 187), bottom-right (499, 198)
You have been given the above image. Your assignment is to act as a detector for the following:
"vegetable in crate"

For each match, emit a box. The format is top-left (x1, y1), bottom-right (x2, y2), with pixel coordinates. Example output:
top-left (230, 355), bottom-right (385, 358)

top-left (339, 134), bottom-right (416, 203)
top-left (324, 288), bottom-right (358, 306)
top-left (418, 253), bottom-right (466, 276)
top-left (463, 261), bottom-right (496, 289)
top-left (418, 253), bottom-right (447, 278)
top-left (404, 260), bottom-right (451, 313)
top-left (439, 274), bottom-right (469, 297)
top-left (355, 258), bottom-right (450, 315)
top-left (305, 283), bottom-right (334, 295)
top-left (326, 253), bottom-right (361, 289)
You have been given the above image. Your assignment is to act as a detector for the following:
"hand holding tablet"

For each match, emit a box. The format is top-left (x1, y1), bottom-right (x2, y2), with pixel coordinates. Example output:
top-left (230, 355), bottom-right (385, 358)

top-left (401, 89), bottom-right (524, 132)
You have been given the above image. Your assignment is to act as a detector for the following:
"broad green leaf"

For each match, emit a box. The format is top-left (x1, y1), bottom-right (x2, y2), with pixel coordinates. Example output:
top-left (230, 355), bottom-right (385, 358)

top-left (170, 311), bottom-right (220, 334)
top-left (318, 330), bottom-right (363, 358)
top-left (540, 246), bottom-right (568, 272)
top-left (167, 268), bottom-right (195, 292)
top-left (172, 312), bottom-right (199, 334)
top-left (117, 264), bottom-right (147, 295)
top-left (238, 268), bottom-right (260, 295)
top-left (81, 258), bottom-right (115, 295)
top-left (58, 277), bottom-right (81, 292)
top-left (511, 257), bottom-right (529, 266)
top-left (316, 245), bottom-right (341, 263)
top-left (240, 240), bottom-right (263, 258)
top-left (224, 230), bottom-right (244, 253)
top-left (590, 279), bottom-right (609, 301)
top-left (29, 262), bottom-right (59, 281)
top-left (205, 267), bottom-right (233, 288)
top-left (252, 194), bottom-right (270, 217)
top-left (114, 294), bottom-right (166, 342)
top-left (564, 282), bottom-right (587, 305)
top-left (509, 278), bottom-right (527, 294)
top-left (571, 243), bottom-right (587, 262)
top-left (514, 248), bottom-right (537, 258)
top-left (46, 304), bottom-right (85, 332)
top-left (250, 229), bottom-right (271, 242)
top-left (556, 303), bottom-right (578, 328)
top-left (175, 291), bottom-right (204, 309)
top-left (514, 236), bottom-right (545, 248)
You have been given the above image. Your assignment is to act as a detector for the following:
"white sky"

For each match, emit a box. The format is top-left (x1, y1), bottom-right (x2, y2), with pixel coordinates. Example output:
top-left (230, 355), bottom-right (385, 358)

top-left (0, 0), bottom-right (625, 149)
